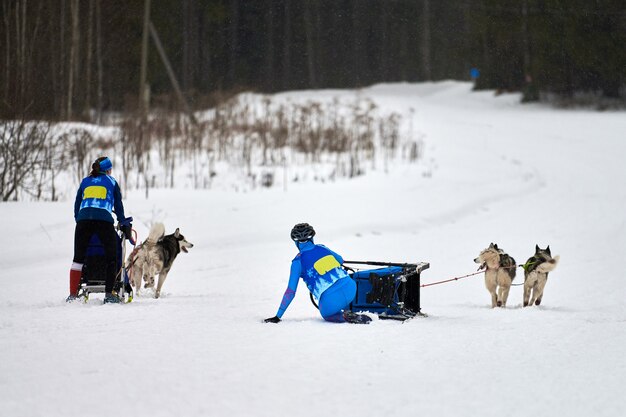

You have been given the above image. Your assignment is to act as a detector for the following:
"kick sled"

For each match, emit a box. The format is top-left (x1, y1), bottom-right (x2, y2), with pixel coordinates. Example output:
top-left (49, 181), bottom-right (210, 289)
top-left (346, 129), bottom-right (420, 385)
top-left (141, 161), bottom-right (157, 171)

top-left (311, 260), bottom-right (430, 321)
top-left (77, 221), bottom-right (135, 303)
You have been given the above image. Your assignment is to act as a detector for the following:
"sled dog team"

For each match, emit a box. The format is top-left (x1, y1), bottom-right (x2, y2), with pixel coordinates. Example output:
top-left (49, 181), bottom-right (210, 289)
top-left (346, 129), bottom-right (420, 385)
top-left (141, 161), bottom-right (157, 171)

top-left (474, 243), bottom-right (560, 308)
top-left (127, 229), bottom-right (561, 310)
top-left (70, 157), bottom-right (559, 310)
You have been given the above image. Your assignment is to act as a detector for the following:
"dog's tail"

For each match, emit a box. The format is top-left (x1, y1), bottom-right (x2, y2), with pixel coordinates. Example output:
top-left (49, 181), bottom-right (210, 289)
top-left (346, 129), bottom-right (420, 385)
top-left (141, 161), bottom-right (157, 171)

top-left (536, 255), bottom-right (560, 273)
top-left (146, 222), bottom-right (166, 245)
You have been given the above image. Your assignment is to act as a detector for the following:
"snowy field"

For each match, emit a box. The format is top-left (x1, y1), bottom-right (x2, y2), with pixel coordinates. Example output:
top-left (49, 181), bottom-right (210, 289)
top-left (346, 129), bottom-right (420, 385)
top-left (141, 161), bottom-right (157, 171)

top-left (1, 81), bottom-right (626, 417)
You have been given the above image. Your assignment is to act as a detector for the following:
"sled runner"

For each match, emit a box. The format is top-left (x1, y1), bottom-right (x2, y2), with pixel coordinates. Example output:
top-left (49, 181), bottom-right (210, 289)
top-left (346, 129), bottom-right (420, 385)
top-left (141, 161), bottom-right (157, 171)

top-left (77, 222), bottom-right (134, 303)
top-left (345, 260), bottom-right (429, 320)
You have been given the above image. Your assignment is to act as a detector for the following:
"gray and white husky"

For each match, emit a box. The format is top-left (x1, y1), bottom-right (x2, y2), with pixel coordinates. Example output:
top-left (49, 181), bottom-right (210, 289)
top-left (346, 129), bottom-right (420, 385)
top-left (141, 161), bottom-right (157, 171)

top-left (474, 243), bottom-right (517, 308)
top-left (128, 223), bottom-right (194, 298)
top-left (522, 245), bottom-right (559, 307)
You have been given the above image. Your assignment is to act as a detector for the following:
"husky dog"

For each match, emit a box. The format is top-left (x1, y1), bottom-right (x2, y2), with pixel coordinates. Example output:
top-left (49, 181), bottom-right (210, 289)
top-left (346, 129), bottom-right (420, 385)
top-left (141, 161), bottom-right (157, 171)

top-left (474, 243), bottom-right (517, 308)
top-left (128, 223), bottom-right (194, 298)
top-left (522, 245), bottom-right (559, 307)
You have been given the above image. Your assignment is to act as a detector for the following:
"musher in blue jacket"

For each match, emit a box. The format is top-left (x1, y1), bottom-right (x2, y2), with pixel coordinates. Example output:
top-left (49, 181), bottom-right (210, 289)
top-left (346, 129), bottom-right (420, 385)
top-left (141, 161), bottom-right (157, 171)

top-left (67, 156), bottom-right (133, 304)
top-left (265, 223), bottom-right (369, 324)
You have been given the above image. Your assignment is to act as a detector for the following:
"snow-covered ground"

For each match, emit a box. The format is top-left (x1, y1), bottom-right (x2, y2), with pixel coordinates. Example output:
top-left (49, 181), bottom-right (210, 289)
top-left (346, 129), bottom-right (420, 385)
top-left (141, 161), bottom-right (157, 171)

top-left (1, 81), bottom-right (626, 417)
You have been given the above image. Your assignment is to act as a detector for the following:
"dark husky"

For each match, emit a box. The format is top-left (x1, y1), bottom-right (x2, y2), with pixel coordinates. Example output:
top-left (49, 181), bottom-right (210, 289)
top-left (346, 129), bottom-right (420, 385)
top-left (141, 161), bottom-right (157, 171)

top-left (474, 243), bottom-right (517, 308)
top-left (128, 223), bottom-right (194, 298)
top-left (522, 245), bottom-right (559, 307)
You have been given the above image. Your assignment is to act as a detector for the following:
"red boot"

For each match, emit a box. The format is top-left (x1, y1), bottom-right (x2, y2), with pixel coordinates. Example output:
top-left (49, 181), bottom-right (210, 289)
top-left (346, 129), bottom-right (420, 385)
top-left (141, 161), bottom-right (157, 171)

top-left (67, 263), bottom-right (83, 301)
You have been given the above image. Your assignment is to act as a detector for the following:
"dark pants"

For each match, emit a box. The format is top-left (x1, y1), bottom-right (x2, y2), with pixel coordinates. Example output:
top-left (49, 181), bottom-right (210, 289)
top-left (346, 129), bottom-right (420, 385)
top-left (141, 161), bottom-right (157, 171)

top-left (73, 220), bottom-right (117, 293)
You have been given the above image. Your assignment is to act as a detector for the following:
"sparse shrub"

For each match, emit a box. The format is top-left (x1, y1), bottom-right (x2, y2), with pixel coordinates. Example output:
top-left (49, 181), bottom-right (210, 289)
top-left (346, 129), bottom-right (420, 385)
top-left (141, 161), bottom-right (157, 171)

top-left (1, 92), bottom-right (423, 201)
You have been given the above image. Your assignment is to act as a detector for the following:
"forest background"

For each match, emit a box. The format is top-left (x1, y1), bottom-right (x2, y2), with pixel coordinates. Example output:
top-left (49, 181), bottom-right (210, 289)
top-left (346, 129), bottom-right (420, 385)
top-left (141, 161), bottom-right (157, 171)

top-left (2, 0), bottom-right (625, 121)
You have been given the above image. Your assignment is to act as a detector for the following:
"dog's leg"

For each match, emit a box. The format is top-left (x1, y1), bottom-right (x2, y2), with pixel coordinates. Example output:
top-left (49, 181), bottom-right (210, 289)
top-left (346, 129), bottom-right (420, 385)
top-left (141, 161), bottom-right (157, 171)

top-left (528, 280), bottom-right (542, 306)
top-left (523, 284), bottom-right (530, 307)
top-left (495, 272), bottom-right (510, 307)
top-left (500, 284), bottom-right (511, 308)
top-left (496, 285), bottom-right (503, 307)
top-left (144, 274), bottom-right (154, 289)
top-left (532, 275), bottom-right (548, 306)
top-left (155, 270), bottom-right (169, 299)
top-left (523, 274), bottom-right (534, 307)
top-left (528, 285), bottom-right (537, 306)
top-left (485, 273), bottom-right (497, 308)
top-left (134, 267), bottom-right (144, 292)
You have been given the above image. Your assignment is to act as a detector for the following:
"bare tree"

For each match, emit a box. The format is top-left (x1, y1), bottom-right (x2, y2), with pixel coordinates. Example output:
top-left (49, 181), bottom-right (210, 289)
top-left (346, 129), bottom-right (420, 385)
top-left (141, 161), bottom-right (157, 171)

top-left (62, 128), bottom-right (94, 184)
top-left (228, 0), bottom-right (239, 88)
top-left (264, 1), bottom-right (275, 91)
top-left (282, 0), bottom-right (291, 90)
top-left (0, 119), bottom-right (52, 201)
top-left (84, 0), bottom-right (94, 119)
top-left (420, 0), bottom-right (432, 80)
top-left (2, 1), bottom-right (11, 110)
top-left (67, 0), bottom-right (79, 119)
top-left (303, 2), bottom-right (316, 88)
top-left (95, 0), bottom-right (103, 122)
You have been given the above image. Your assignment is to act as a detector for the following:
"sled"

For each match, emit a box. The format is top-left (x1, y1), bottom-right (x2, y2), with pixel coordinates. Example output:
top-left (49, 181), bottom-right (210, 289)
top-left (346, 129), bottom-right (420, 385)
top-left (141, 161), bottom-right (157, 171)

top-left (345, 260), bottom-right (429, 320)
top-left (309, 260), bottom-right (429, 321)
top-left (77, 222), bottom-right (134, 303)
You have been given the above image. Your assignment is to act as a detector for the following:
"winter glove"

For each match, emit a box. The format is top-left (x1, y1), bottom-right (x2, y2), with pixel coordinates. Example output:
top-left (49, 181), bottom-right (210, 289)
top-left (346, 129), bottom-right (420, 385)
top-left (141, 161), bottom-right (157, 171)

top-left (121, 225), bottom-right (135, 245)
top-left (264, 316), bottom-right (281, 323)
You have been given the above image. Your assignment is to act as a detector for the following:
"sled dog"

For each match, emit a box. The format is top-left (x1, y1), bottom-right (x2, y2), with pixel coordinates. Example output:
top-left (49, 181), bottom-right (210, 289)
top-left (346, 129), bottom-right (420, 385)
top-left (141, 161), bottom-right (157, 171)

top-left (128, 223), bottom-right (194, 298)
top-left (474, 243), bottom-right (516, 308)
top-left (522, 245), bottom-right (559, 307)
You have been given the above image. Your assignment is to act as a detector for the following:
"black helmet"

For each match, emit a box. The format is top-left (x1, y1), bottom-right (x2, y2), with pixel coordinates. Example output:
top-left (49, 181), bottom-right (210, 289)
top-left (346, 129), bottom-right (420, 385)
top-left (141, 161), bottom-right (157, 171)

top-left (290, 223), bottom-right (316, 242)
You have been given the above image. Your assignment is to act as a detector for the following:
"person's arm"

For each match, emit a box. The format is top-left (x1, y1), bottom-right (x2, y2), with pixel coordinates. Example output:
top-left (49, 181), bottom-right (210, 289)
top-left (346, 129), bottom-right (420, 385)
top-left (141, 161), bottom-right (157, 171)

top-left (112, 181), bottom-right (126, 223)
top-left (265, 258), bottom-right (301, 323)
top-left (112, 181), bottom-right (136, 243)
top-left (276, 258), bottom-right (301, 318)
top-left (74, 184), bottom-right (83, 221)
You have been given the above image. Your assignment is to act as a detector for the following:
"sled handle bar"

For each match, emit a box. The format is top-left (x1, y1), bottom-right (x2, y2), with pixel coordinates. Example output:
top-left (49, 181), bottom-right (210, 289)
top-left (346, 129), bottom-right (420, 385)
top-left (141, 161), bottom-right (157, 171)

top-left (343, 260), bottom-right (430, 273)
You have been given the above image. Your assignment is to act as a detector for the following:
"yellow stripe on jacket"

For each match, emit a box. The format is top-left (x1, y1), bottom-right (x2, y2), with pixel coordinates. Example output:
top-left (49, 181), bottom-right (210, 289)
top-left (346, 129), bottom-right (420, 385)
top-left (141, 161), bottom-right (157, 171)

top-left (313, 255), bottom-right (341, 275)
top-left (83, 185), bottom-right (107, 200)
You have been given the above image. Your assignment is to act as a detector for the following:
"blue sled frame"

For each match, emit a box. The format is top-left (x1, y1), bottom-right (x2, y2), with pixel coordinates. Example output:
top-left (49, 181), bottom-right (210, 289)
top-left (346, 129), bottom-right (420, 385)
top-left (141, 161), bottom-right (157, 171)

top-left (345, 260), bottom-right (430, 320)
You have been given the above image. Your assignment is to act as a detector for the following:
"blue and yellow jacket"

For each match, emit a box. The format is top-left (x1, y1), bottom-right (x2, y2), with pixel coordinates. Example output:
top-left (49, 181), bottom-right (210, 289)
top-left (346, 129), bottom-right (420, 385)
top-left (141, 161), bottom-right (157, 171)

top-left (74, 173), bottom-right (126, 223)
top-left (275, 240), bottom-right (349, 318)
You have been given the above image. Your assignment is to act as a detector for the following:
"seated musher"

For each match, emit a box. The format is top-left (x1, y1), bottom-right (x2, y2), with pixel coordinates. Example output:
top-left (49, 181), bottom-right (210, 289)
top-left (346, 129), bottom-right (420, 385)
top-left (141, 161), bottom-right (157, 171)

top-left (67, 156), bottom-right (134, 304)
top-left (264, 223), bottom-right (371, 324)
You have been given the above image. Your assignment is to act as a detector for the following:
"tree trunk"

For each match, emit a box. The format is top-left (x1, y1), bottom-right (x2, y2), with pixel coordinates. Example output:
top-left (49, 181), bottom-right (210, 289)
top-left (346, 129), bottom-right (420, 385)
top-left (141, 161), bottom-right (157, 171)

top-left (95, 0), bottom-right (103, 122)
top-left (351, 1), bottom-right (362, 86)
top-left (228, 0), bottom-right (239, 88)
top-left (67, 0), bottom-right (79, 119)
top-left (139, 0), bottom-right (151, 118)
top-left (379, 3), bottom-right (389, 81)
top-left (182, 0), bottom-right (198, 92)
top-left (85, 0), bottom-right (94, 119)
top-left (282, 0), bottom-right (291, 90)
top-left (420, 0), bottom-right (432, 80)
top-left (303, 2), bottom-right (316, 88)
top-left (2, 2), bottom-right (11, 112)
top-left (264, 1), bottom-right (274, 91)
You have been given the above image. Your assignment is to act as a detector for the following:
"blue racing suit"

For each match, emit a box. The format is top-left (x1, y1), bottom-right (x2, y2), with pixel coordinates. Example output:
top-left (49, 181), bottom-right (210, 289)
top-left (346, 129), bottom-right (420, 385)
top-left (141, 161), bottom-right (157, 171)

top-left (74, 173), bottom-right (126, 223)
top-left (72, 172), bottom-right (128, 294)
top-left (274, 240), bottom-right (356, 322)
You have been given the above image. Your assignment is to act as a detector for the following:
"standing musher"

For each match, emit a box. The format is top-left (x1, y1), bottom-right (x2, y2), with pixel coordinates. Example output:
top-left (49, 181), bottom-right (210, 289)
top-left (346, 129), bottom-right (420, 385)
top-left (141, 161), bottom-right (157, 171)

top-left (264, 223), bottom-right (371, 324)
top-left (67, 156), bottom-right (134, 304)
